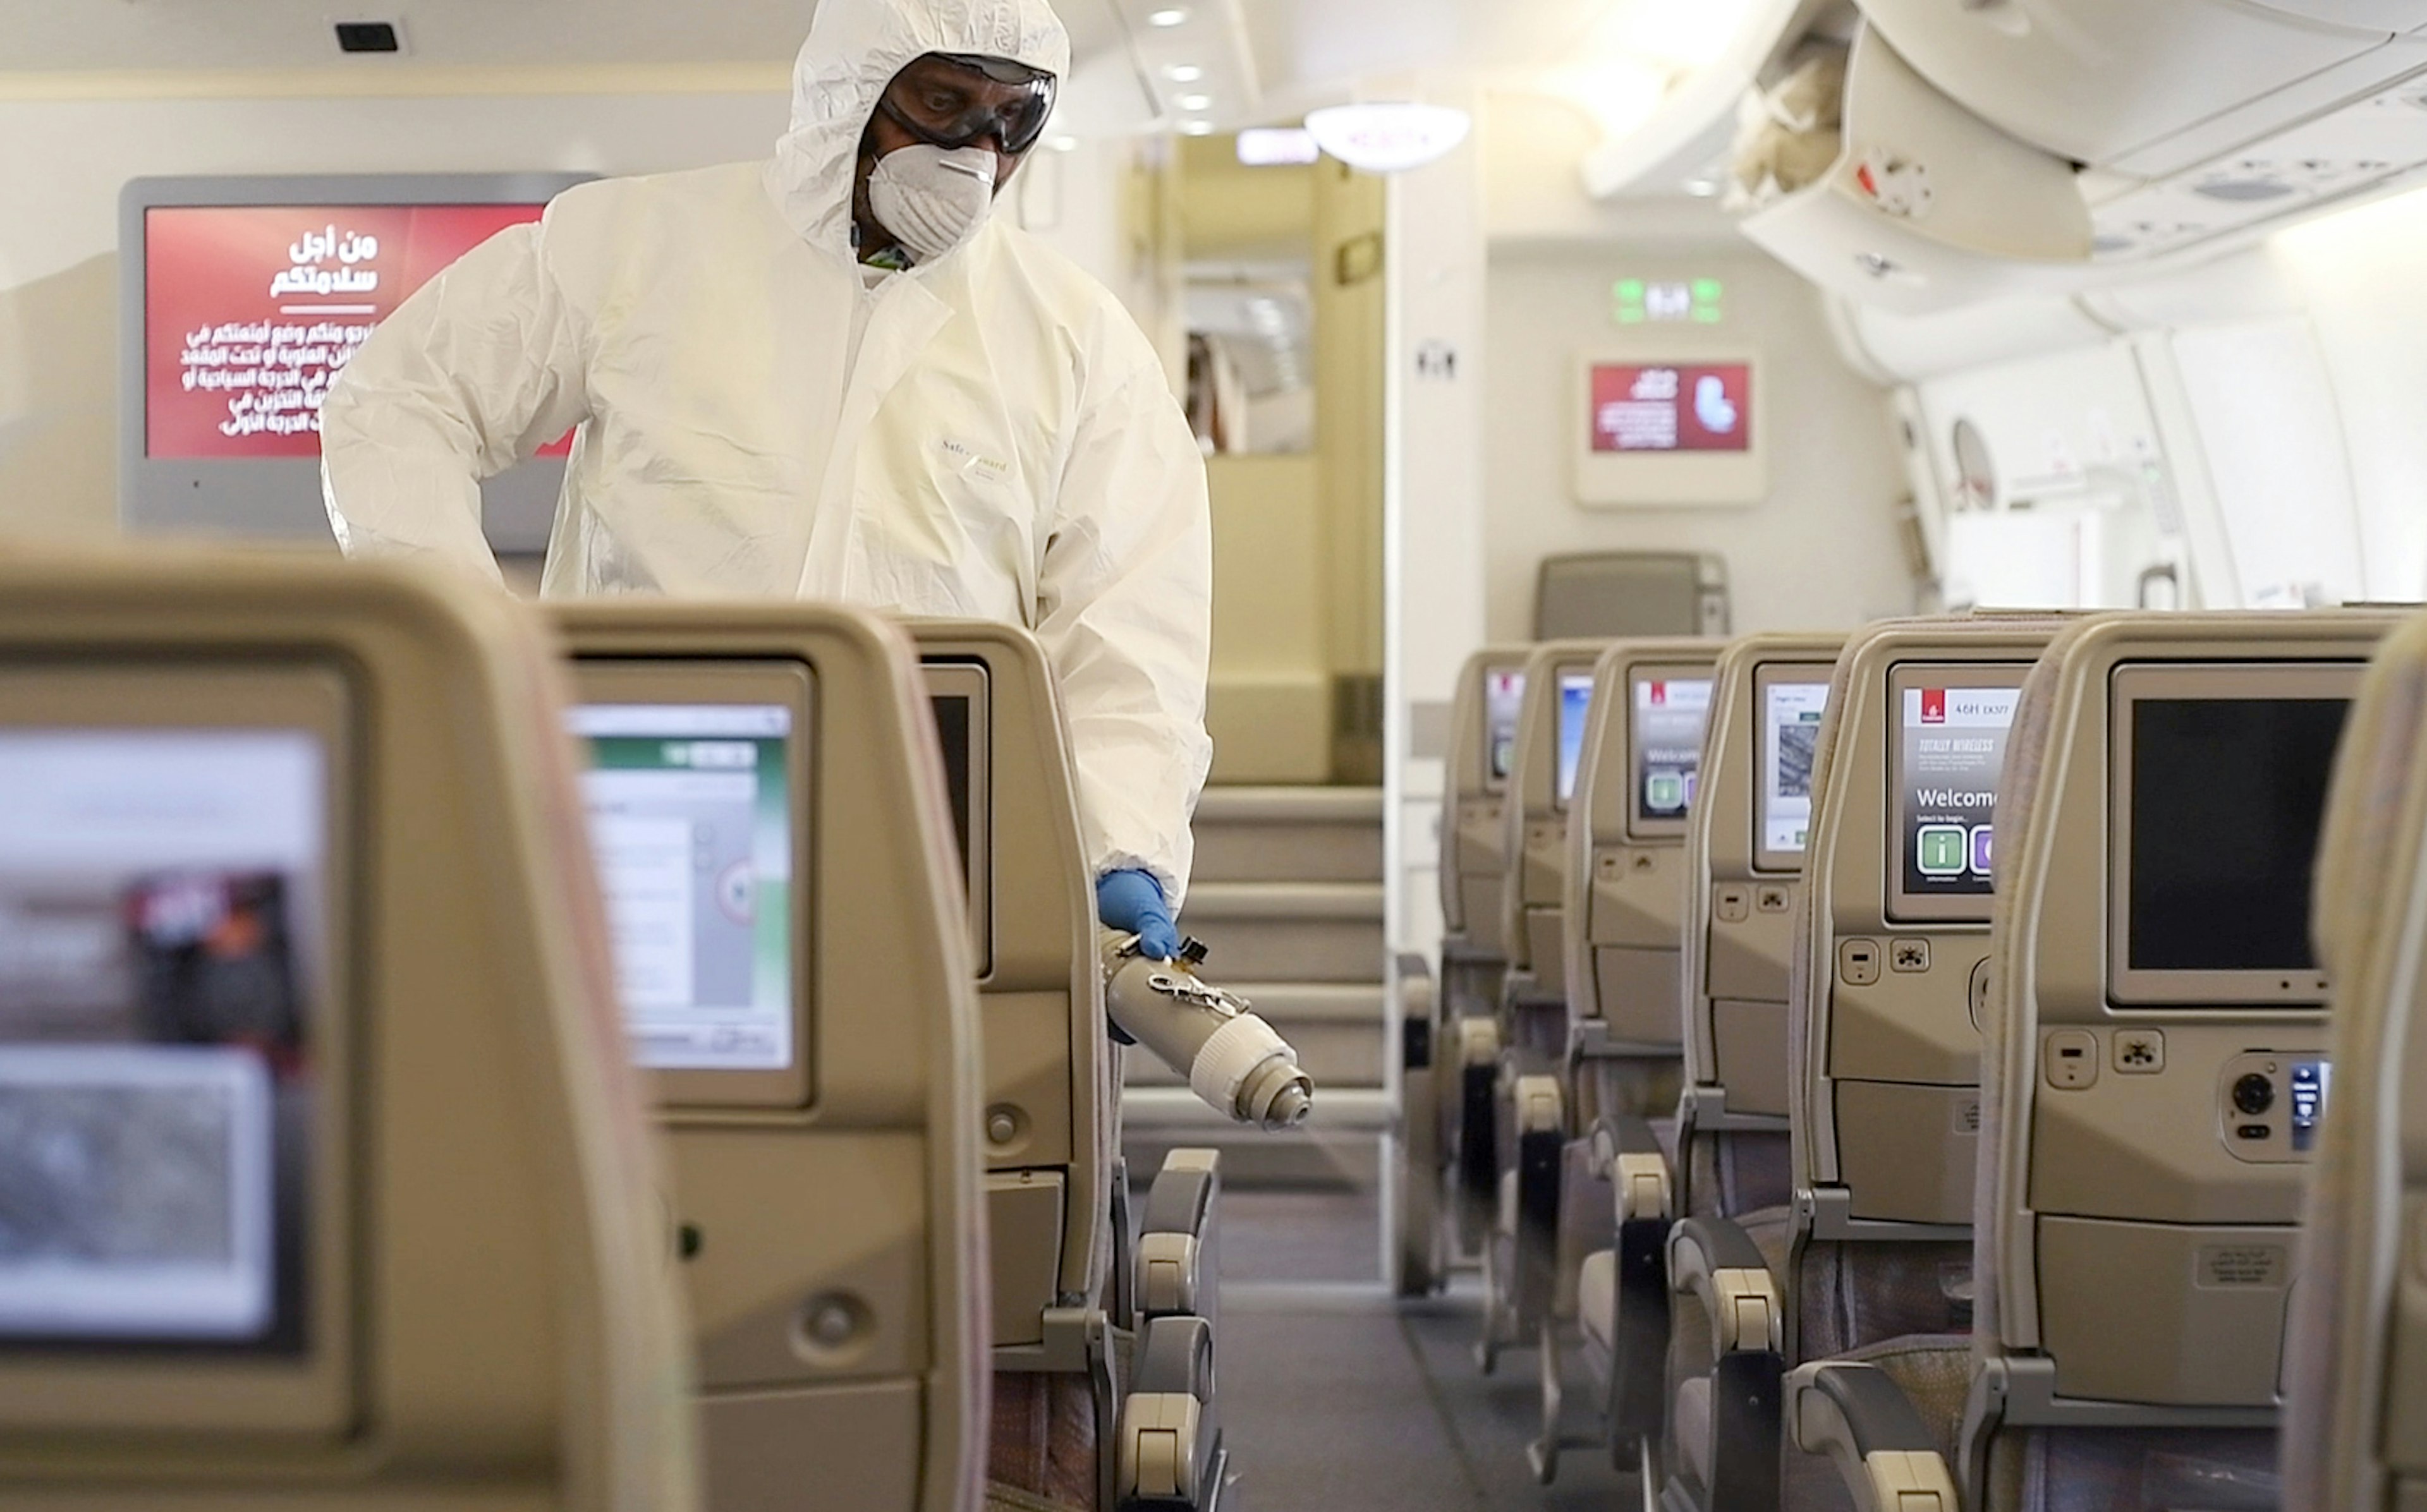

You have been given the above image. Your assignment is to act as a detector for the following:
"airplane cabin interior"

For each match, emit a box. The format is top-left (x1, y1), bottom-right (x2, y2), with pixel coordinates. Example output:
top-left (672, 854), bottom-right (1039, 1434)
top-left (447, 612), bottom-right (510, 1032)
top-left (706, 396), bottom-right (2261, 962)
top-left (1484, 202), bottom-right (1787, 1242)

top-left (7, 0), bottom-right (2427, 1508)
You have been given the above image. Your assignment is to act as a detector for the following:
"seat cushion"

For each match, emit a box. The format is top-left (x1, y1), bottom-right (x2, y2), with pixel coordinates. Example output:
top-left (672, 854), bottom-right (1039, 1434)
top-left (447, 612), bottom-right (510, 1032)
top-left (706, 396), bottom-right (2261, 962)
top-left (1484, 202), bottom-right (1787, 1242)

top-left (1578, 1249), bottom-right (1617, 1353)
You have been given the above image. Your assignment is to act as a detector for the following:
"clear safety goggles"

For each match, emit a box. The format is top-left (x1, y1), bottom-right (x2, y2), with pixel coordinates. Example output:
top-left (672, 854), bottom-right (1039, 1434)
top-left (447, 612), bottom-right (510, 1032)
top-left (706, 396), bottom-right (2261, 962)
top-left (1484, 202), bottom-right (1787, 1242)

top-left (877, 51), bottom-right (1058, 157)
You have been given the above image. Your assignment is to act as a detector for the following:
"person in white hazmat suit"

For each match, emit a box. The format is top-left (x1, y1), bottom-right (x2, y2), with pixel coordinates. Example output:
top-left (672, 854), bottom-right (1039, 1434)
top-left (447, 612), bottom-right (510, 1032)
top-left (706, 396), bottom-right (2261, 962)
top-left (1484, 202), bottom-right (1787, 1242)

top-left (319, 0), bottom-right (1208, 959)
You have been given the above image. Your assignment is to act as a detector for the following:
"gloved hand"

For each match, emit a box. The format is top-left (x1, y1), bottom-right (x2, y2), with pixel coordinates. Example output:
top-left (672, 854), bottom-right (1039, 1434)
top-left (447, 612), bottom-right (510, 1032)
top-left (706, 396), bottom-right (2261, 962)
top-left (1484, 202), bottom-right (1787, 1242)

top-left (1096, 868), bottom-right (1181, 962)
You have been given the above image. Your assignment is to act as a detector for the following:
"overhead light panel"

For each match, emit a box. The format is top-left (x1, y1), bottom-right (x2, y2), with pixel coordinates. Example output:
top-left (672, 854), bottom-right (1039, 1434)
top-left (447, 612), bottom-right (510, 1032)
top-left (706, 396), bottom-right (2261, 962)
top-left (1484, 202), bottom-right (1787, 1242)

top-left (1147, 7), bottom-right (1189, 27)
top-left (1164, 64), bottom-right (1205, 83)
top-left (1304, 102), bottom-right (1471, 174)
top-left (1181, 119), bottom-right (1217, 135)
top-left (1177, 93), bottom-right (1213, 111)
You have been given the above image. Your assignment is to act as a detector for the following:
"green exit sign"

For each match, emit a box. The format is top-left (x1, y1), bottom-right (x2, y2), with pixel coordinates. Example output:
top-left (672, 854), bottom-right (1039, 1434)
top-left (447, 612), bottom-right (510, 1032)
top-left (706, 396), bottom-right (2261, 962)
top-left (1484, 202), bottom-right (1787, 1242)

top-left (1615, 277), bottom-right (1724, 325)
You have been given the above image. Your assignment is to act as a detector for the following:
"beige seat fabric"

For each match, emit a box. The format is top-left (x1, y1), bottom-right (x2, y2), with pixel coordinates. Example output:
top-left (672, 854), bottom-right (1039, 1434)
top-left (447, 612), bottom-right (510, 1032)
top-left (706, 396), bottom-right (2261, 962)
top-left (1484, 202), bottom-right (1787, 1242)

top-left (554, 603), bottom-right (990, 1512)
top-left (1542, 641), bottom-right (1720, 1377)
top-left (901, 622), bottom-right (1116, 1512)
top-left (0, 551), bottom-right (695, 1511)
top-left (1665, 620), bottom-right (2051, 1512)
top-left (1960, 612), bottom-right (2398, 1512)
top-left (1478, 640), bottom-right (1610, 1370)
top-left (1435, 648), bottom-right (1533, 1265)
top-left (1441, 646), bottom-right (1533, 966)
top-left (2282, 611), bottom-right (2427, 1511)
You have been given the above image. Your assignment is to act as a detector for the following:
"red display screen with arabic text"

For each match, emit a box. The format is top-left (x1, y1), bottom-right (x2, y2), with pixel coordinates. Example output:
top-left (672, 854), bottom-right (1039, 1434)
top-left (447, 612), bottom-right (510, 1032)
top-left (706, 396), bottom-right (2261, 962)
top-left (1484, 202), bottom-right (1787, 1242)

top-left (144, 203), bottom-right (569, 460)
top-left (1588, 362), bottom-right (1753, 454)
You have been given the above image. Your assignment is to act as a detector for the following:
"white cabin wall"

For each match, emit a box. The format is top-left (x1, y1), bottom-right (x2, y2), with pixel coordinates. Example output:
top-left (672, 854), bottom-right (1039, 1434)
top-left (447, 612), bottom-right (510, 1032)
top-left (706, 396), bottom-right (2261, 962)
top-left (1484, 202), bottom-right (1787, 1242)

top-left (2268, 186), bottom-right (2427, 602)
top-left (1387, 114), bottom-right (1489, 965)
top-left (1480, 243), bottom-right (1920, 639)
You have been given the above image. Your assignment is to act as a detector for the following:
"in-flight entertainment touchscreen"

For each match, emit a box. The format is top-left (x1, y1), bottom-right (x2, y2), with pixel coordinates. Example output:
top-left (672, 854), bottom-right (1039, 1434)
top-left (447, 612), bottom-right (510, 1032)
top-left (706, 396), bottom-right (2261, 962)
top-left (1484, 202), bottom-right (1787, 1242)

top-left (1555, 668), bottom-right (1595, 808)
top-left (0, 729), bottom-right (324, 1348)
top-left (571, 703), bottom-right (796, 1074)
top-left (143, 204), bottom-right (561, 459)
top-left (1483, 668), bottom-right (1526, 789)
top-left (1587, 363), bottom-right (1753, 453)
top-left (1629, 672), bottom-right (1711, 835)
top-left (2108, 663), bottom-right (2357, 1004)
top-left (1757, 670), bottom-right (1830, 869)
top-left (2125, 698), bottom-right (2348, 976)
top-left (1890, 669), bottom-right (2024, 922)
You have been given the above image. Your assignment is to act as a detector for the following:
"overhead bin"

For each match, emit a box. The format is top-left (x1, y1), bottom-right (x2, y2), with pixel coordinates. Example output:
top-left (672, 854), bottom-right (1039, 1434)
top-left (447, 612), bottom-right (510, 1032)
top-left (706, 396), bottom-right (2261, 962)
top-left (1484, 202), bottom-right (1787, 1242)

top-left (1855, 0), bottom-right (2427, 177)
top-left (1736, 27), bottom-right (2094, 315)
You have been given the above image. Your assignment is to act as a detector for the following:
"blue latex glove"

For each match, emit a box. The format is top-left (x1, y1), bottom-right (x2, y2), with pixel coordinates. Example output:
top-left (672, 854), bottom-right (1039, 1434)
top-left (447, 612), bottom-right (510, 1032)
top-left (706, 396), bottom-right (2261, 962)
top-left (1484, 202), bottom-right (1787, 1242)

top-left (1096, 868), bottom-right (1181, 961)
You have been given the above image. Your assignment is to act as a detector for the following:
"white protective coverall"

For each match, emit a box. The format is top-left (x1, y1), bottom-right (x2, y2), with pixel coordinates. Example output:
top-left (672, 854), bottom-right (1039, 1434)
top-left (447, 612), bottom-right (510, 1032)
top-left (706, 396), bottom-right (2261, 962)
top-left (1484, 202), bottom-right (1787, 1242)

top-left (320, 0), bottom-right (1212, 904)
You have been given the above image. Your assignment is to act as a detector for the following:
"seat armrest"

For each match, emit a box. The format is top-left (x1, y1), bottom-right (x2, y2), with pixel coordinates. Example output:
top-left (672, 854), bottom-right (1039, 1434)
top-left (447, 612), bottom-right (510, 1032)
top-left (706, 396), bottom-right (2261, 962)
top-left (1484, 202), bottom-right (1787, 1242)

top-left (1787, 1361), bottom-right (1959, 1512)
top-left (1588, 1113), bottom-right (1671, 1222)
top-left (1119, 1315), bottom-right (1220, 1511)
top-left (1599, 1113), bottom-right (1676, 1442)
top-left (1136, 1150), bottom-right (1220, 1326)
top-left (1667, 1216), bottom-right (1780, 1355)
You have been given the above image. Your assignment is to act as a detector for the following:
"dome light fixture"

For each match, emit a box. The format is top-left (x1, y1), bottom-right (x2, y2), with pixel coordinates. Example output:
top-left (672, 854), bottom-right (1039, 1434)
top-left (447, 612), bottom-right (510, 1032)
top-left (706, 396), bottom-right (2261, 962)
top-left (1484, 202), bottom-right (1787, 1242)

top-left (1303, 102), bottom-right (1471, 174)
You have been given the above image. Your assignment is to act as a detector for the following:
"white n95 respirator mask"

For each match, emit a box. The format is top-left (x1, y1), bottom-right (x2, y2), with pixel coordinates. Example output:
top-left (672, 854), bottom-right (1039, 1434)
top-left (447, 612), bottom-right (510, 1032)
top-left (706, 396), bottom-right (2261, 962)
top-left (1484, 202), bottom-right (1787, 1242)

top-left (868, 144), bottom-right (999, 264)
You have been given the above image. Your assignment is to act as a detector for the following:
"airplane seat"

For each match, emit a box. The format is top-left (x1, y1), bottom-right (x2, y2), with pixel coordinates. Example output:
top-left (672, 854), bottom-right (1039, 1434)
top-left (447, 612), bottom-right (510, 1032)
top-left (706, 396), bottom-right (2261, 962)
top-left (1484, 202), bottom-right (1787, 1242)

top-left (553, 603), bottom-right (995, 1512)
top-left (1573, 634), bottom-right (1845, 1491)
top-left (1435, 648), bottom-right (1531, 1265)
top-left (1794, 613), bottom-right (2397, 1512)
top-left (0, 551), bottom-right (696, 1511)
top-left (1478, 640), bottom-right (1610, 1372)
top-left (894, 622), bottom-right (1119, 1511)
top-left (900, 620), bottom-right (1275, 1512)
top-left (1533, 552), bottom-right (1731, 641)
top-left (1665, 620), bottom-right (2058, 1512)
top-left (2280, 613), bottom-right (2427, 1510)
top-left (1526, 638), bottom-right (1721, 1482)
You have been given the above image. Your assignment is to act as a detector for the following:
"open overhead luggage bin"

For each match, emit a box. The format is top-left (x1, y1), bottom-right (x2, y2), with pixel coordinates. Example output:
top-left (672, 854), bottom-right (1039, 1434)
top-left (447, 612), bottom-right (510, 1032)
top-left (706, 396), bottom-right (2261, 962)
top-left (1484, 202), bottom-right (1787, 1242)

top-left (1574, 0), bottom-right (1847, 200)
top-left (1736, 26), bottom-right (2094, 315)
top-left (1856, 0), bottom-right (2427, 178)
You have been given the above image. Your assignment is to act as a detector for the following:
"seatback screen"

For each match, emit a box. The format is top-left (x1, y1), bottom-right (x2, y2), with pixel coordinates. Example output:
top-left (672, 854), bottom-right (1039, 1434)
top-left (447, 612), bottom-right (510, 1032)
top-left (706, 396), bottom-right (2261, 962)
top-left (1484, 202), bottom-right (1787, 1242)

top-left (1587, 363), bottom-right (1752, 453)
top-left (2126, 698), bottom-right (2347, 974)
top-left (1483, 668), bottom-right (1526, 789)
top-left (142, 204), bottom-right (563, 460)
top-left (1629, 672), bottom-right (1712, 835)
top-left (930, 695), bottom-right (973, 884)
top-left (571, 704), bottom-right (796, 1072)
top-left (1890, 669), bottom-right (2025, 923)
top-left (0, 730), bottom-right (323, 1348)
top-left (1757, 672), bottom-right (1830, 870)
top-left (1554, 668), bottom-right (1595, 809)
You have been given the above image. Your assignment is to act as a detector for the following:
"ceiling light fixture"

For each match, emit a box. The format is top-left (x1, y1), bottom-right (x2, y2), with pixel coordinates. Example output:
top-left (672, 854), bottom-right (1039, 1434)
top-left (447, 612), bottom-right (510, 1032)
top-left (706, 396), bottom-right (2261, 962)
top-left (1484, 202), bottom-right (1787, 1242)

top-left (1682, 177), bottom-right (1720, 197)
top-left (1164, 63), bottom-right (1204, 83)
top-left (1236, 127), bottom-right (1321, 166)
top-left (1147, 7), bottom-right (1189, 27)
top-left (1177, 93), bottom-right (1213, 111)
top-left (1181, 119), bottom-right (1216, 136)
top-left (1303, 102), bottom-right (1471, 174)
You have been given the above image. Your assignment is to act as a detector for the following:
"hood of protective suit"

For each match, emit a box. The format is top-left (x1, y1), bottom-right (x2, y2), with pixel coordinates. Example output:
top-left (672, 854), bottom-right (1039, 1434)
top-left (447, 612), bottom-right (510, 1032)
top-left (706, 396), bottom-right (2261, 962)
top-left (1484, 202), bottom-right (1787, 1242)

top-left (769, 0), bottom-right (1071, 262)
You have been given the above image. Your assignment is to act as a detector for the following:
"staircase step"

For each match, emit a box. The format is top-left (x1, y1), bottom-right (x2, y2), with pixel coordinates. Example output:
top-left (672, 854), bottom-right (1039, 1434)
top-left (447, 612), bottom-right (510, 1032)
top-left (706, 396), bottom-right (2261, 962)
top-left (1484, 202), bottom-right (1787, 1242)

top-left (1179, 883), bottom-right (1385, 984)
top-left (1191, 786), bottom-right (1384, 885)
top-left (1182, 881), bottom-right (1385, 919)
top-left (1196, 787), bottom-right (1384, 823)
